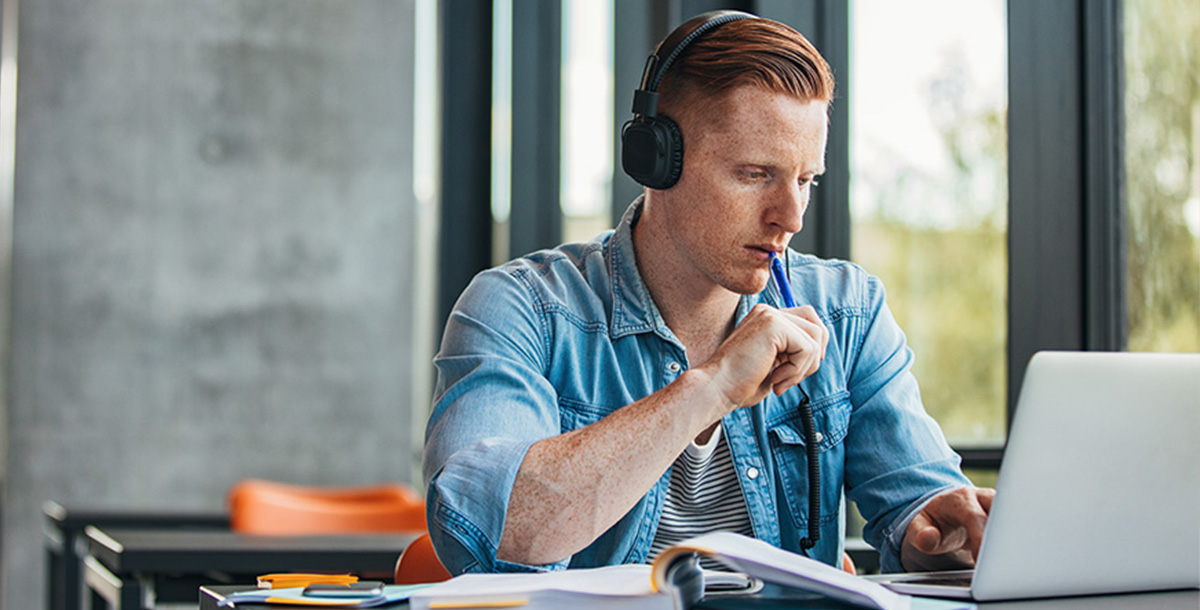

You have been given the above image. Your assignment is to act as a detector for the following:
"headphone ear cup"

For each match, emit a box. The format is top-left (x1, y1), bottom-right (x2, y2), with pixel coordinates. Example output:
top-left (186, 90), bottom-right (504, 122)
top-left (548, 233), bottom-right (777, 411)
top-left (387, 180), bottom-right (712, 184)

top-left (621, 115), bottom-right (685, 190)
top-left (654, 115), bottom-right (684, 189)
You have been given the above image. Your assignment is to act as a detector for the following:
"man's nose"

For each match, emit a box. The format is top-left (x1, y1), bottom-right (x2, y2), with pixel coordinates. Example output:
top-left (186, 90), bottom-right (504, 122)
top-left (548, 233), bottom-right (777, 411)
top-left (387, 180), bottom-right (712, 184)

top-left (769, 182), bottom-right (807, 234)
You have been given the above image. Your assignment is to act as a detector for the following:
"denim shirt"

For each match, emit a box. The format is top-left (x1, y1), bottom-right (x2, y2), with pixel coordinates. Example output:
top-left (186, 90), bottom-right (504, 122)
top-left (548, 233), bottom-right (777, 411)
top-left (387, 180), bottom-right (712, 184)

top-left (424, 199), bottom-right (969, 576)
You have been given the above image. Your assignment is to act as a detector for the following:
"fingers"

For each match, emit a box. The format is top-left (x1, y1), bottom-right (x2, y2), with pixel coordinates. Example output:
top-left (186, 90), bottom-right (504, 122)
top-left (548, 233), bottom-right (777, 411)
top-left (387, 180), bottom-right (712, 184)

top-left (758, 305), bottom-right (826, 394)
top-left (976, 487), bottom-right (995, 514)
top-left (902, 487), bottom-right (994, 570)
top-left (960, 492), bottom-right (989, 558)
top-left (907, 512), bottom-right (943, 553)
top-left (704, 304), bottom-right (829, 409)
top-left (769, 338), bottom-right (821, 394)
top-left (927, 488), bottom-right (987, 559)
top-left (789, 305), bottom-right (829, 361)
top-left (962, 488), bottom-right (995, 558)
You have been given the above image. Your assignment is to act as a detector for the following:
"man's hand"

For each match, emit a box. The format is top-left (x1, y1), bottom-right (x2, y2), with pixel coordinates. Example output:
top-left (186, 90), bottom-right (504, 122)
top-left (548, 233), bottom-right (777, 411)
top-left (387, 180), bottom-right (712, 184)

top-left (699, 303), bottom-right (829, 413)
top-left (901, 486), bottom-right (995, 571)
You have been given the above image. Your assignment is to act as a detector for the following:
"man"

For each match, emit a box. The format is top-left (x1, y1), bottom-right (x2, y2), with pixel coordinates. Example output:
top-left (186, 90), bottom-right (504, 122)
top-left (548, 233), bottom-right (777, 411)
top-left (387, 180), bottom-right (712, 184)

top-left (423, 11), bottom-right (993, 576)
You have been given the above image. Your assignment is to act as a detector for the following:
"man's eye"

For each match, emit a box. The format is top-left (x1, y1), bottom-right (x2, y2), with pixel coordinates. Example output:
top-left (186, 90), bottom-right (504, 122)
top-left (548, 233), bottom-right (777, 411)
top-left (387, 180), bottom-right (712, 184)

top-left (803, 176), bottom-right (822, 188)
top-left (738, 169), bottom-right (769, 181)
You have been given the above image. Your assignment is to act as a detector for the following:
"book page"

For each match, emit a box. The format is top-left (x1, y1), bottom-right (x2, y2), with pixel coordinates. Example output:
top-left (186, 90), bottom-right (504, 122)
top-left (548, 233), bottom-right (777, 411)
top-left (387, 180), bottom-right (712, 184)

top-left (409, 565), bottom-right (675, 610)
top-left (652, 532), bottom-right (910, 610)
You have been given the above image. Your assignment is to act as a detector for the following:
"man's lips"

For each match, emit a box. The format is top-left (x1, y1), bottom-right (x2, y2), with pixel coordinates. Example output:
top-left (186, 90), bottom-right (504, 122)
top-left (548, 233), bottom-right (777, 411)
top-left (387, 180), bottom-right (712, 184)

top-left (746, 243), bottom-right (787, 260)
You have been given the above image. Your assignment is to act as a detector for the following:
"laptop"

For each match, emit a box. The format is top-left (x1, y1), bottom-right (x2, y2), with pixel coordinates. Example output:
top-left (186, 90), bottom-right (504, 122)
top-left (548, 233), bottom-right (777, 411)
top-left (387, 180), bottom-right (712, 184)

top-left (869, 351), bottom-right (1200, 601)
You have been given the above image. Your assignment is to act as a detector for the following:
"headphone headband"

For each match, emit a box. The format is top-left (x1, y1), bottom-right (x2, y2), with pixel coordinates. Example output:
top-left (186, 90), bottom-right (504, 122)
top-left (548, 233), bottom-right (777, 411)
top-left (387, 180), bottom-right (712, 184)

top-left (632, 10), bottom-right (755, 118)
top-left (645, 10), bottom-right (754, 94)
top-left (622, 10), bottom-right (757, 190)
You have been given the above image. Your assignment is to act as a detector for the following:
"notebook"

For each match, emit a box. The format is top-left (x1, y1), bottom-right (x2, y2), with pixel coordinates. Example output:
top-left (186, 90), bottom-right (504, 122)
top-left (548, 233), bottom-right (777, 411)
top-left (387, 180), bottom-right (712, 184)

top-left (869, 351), bottom-right (1200, 601)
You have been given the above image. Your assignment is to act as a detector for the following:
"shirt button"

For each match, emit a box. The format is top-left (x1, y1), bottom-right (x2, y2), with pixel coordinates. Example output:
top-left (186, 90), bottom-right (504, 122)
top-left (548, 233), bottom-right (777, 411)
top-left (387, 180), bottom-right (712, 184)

top-left (814, 431), bottom-right (824, 444)
top-left (746, 467), bottom-right (759, 480)
top-left (667, 361), bottom-right (681, 373)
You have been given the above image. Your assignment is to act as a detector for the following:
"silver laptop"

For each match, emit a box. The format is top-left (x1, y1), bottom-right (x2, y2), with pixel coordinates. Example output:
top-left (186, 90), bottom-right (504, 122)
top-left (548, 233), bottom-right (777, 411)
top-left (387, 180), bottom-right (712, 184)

top-left (870, 351), bottom-right (1200, 601)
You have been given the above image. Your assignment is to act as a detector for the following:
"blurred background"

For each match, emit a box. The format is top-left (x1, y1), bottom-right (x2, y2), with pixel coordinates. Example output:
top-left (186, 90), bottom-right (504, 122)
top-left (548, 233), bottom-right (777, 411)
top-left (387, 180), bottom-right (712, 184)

top-left (0, 0), bottom-right (1196, 608)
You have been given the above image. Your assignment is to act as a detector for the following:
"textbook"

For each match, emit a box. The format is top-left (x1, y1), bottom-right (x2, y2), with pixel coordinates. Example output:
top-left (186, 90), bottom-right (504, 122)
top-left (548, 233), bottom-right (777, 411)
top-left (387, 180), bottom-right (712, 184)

top-left (409, 532), bottom-right (914, 610)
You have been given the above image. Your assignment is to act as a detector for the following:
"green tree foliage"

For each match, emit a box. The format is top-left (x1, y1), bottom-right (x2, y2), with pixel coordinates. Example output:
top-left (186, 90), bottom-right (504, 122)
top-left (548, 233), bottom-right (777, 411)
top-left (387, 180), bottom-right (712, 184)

top-left (853, 60), bottom-right (1008, 445)
top-left (1125, 0), bottom-right (1200, 352)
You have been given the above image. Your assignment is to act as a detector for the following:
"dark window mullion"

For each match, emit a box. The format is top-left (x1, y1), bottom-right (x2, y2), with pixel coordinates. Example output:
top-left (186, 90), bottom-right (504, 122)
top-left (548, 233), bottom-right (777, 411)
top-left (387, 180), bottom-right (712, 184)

top-left (1082, 0), bottom-right (1126, 352)
top-left (611, 0), bottom-right (655, 227)
top-left (438, 1), bottom-right (493, 330)
top-left (1007, 0), bottom-right (1086, 429)
top-left (1008, 0), bottom-right (1126, 432)
top-left (510, 0), bottom-right (563, 258)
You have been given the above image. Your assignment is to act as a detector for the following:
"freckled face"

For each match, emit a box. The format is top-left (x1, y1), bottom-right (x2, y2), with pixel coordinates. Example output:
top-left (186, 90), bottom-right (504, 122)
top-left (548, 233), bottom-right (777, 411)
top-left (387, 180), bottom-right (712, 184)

top-left (654, 87), bottom-right (828, 296)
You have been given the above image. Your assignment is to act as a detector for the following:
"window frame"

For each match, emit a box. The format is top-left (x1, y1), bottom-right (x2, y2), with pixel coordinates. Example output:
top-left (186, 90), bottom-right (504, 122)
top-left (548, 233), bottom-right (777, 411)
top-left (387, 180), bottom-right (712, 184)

top-left (437, 0), bottom-right (1127, 473)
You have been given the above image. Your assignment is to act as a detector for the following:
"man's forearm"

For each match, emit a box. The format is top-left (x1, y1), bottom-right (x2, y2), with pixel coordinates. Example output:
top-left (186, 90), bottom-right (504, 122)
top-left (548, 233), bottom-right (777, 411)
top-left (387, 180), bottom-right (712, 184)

top-left (496, 367), bottom-right (727, 565)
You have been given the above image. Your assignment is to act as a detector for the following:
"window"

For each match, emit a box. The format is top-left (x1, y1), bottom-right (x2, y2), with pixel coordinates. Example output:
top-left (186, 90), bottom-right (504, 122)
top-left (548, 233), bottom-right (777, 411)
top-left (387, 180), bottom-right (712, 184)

top-left (561, 0), bottom-right (615, 244)
top-left (850, 0), bottom-right (1009, 445)
top-left (491, 0), bottom-right (514, 264)
top-left (1124, 0), bottom-right (1200, 353)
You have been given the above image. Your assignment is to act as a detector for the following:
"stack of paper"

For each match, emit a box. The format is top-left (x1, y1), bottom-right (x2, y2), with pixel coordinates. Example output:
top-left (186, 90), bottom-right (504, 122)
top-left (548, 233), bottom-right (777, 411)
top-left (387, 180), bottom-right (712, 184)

top-left (409, 565), bottom-right (674, 610)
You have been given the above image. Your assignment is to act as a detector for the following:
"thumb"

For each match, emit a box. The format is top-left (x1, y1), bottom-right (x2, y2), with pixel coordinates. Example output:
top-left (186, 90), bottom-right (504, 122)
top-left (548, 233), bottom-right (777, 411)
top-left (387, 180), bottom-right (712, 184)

top-left (909, 512), bottom-right (943, 553)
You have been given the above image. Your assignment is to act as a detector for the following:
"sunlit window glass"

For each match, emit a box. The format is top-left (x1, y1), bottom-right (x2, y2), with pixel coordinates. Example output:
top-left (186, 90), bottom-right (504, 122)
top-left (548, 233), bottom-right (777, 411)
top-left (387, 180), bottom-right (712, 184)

top-left (560, 0), bottom-right (614, 244)
top-left (491, 0), bottom-right (513, 264)
top-left (1124, 0), bottom-right (1200, 353)
top-left (849, 0), bottom-right (1008, 445)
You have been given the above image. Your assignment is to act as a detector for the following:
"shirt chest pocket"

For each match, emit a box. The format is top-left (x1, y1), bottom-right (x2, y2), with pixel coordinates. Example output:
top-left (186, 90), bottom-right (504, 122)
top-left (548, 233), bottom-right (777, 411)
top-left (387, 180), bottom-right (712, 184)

top-left (767, 392), bottom-right (851, 530)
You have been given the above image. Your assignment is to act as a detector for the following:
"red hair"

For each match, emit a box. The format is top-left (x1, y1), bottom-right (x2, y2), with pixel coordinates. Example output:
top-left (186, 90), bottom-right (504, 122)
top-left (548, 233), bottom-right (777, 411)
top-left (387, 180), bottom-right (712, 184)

top-left (658, 18), bottom-right (835, 115)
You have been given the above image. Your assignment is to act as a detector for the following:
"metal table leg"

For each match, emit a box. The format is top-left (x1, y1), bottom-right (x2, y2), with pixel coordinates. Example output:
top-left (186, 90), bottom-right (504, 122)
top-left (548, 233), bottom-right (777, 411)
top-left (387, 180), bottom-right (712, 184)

top-left (82, 555), bottom-right (150, 610)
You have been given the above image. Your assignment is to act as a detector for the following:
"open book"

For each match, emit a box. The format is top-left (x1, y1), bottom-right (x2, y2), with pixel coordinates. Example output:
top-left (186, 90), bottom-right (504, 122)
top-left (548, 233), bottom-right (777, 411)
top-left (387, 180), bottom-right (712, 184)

top-left (409, 532), bottom-right (915, 610)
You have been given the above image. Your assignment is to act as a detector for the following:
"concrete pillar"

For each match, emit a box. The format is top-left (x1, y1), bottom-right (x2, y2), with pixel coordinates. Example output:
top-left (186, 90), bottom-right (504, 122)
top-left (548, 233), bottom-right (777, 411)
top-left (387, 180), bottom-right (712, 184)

top-left (2, 2), bottom-right (423, 608)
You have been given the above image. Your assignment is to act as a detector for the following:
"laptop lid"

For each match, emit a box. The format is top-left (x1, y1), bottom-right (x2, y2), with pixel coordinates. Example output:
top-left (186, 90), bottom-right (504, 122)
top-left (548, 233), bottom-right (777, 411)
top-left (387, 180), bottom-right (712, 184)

top-left (970, 351), bottom-right (1200, 600)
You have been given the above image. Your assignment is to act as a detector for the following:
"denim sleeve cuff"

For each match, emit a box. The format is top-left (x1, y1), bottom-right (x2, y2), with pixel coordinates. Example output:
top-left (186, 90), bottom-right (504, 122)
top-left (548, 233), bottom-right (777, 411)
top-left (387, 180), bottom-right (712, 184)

top-left (429, 436), bottom-right (574, 574)
top-left (427, 434), bottom-right (530, 571)
top-left (879, 484), bottom-right (967, 573)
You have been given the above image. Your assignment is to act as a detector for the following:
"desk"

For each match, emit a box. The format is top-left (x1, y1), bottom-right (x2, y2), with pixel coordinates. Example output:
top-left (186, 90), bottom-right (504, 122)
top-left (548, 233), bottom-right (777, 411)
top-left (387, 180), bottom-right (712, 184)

top-left (199, 583), bottom-right (1200, 610)
top-left (85, 526), bottom-right (418, 610)
top-left (43, 502), bottom-right (229, 610)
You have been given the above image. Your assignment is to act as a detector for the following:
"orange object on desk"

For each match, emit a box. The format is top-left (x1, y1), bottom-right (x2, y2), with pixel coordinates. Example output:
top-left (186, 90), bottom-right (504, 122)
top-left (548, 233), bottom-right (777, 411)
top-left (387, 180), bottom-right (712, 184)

top-left (256, 573), bottom-right (358, 589)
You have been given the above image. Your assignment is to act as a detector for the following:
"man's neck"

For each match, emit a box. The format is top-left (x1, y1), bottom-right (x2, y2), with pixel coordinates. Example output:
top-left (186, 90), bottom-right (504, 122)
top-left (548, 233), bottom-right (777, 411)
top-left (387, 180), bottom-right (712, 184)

top-left (631, 200), bottom-right (741, 363)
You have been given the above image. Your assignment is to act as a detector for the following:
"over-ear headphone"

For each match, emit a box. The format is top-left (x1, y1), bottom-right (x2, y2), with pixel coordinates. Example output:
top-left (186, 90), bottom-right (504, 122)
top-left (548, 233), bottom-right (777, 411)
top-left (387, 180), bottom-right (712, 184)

top-left (620, 10), bottom-right (755, 190)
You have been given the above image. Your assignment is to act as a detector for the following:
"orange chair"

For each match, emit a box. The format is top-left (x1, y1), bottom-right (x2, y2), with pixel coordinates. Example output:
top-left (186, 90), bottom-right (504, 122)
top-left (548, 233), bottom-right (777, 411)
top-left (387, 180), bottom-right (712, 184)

top-left (228, 479), bottom-right (426, 535)
top-left (394, 532), bottom-right (452, 584)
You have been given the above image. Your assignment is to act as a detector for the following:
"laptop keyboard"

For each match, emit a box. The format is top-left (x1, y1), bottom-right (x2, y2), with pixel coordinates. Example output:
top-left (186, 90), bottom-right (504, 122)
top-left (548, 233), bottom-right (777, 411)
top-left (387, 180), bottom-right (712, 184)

top-left (895, 573), bottom-right (974, 588)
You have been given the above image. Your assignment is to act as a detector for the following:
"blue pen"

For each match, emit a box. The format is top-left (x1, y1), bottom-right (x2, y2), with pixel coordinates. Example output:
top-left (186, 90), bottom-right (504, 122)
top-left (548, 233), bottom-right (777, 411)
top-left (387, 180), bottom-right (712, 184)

top-left (769, 252), bottom-right (796, 308)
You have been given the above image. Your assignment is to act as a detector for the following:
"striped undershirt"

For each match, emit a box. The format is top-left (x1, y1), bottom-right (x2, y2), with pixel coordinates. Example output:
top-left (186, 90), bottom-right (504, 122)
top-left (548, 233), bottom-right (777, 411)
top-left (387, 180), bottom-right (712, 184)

top-left (648, 423), bottom-right (754, 567)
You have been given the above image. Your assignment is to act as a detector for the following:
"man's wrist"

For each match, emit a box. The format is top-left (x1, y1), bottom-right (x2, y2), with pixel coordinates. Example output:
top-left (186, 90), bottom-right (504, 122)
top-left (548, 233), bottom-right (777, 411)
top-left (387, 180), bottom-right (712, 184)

top-left (678, 365), bottom-right (738, 423)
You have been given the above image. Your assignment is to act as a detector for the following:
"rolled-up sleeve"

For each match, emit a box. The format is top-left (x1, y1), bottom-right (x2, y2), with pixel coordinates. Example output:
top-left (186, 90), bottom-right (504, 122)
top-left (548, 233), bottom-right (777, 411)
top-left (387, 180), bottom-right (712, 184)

top-left (423, 268), bottom-right (570, 574)
top-left (841, 277), bottom-right (971, 573)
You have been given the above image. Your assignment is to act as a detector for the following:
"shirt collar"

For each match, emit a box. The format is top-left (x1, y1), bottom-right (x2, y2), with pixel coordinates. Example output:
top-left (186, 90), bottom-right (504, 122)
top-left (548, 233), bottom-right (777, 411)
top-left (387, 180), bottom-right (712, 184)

top-left (607, 196), bottom-right (669, 340)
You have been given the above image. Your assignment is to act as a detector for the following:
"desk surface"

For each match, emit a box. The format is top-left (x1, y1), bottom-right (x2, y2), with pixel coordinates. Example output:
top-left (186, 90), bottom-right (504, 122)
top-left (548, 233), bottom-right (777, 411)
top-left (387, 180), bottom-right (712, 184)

top-left (87, 527), bottom-right (418, 576)
top-left (200, 583), bottom-right (1200, 610)
top-left (43, 501), bottom-right (230, 530)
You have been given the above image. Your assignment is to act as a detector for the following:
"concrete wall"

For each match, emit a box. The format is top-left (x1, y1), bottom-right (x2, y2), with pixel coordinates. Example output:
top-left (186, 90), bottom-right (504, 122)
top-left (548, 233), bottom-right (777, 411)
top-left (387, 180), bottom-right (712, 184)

top-left (1, 1), bottom-right (426, 608)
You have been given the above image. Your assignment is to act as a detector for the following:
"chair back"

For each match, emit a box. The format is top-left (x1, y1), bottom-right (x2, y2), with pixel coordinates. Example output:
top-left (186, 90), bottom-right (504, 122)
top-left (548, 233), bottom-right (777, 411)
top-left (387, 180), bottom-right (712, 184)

top-left (228, 479), bottom-right (425, 535)
top-left (394, 532), bottom-right (452, 584)
top-left (841, 552), bottom-right (856, 575)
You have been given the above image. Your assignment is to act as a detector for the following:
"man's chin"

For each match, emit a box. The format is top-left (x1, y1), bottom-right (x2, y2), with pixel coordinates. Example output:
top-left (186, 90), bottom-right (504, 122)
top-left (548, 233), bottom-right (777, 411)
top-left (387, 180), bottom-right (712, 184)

top-left (726, 275), bottom-right (771, 296)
